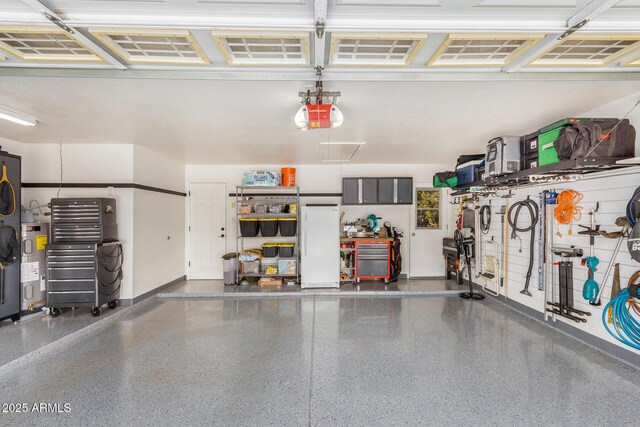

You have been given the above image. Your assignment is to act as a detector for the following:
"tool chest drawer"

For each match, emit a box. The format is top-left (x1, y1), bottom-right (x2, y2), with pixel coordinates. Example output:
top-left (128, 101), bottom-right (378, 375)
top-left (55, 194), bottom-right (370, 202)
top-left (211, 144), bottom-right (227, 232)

top-left (356, 244), bottom-right (389, 256)
top-left (52, 224), bottom-right (104, 243)
top-left (52, 203), bottom-right (102, 223)
top-left (47, 291), bottom-right (95, 305)
top-left (47, 279), bottom-right (96, 292)
top-left (48, 268), bottom-right (95, 280)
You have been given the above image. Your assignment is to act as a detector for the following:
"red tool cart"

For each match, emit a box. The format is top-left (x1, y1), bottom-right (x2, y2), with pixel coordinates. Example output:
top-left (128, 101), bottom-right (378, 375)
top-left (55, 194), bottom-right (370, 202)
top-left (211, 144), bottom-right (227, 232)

top-left (355, 241), bottom-right (391, 284)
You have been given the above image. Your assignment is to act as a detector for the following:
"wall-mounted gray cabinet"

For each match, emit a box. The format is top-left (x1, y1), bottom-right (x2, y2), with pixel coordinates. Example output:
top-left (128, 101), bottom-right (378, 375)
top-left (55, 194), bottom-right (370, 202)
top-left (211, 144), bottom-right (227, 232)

top-left (342, 177), bottom-right (413, 205)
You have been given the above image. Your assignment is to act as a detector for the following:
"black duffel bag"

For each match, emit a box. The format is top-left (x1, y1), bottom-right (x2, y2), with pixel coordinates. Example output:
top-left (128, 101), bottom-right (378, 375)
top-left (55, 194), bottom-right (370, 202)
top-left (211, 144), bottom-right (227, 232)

top-left (554, 118), bottom-right (636, 160)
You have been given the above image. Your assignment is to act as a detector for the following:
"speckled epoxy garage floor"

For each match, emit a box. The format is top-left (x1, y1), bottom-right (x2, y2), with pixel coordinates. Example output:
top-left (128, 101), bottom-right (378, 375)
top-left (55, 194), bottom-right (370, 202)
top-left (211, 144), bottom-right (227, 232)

top-left (0, 296), bottom-right (638, 426)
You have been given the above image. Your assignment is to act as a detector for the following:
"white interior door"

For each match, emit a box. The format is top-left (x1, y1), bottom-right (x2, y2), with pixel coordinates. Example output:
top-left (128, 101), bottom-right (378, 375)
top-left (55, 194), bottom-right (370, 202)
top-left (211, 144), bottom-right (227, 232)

top-left (409, 184), bottom-right (448, 278)
top-left (188, 182), bottom-right (226, 279)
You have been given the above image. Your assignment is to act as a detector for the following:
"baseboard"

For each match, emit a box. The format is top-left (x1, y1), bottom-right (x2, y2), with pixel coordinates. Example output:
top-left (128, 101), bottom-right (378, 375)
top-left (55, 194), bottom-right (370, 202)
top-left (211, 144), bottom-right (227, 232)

top-left (119, 276), bottom-right (186, 306)
top-left (474, 283), bottom-right (640, 369)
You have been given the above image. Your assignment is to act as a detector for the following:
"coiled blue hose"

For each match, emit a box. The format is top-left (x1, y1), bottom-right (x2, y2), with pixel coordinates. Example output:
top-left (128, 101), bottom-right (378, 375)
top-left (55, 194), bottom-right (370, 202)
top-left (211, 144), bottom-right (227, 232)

top-left (602, 289), bottom-right (640, 350)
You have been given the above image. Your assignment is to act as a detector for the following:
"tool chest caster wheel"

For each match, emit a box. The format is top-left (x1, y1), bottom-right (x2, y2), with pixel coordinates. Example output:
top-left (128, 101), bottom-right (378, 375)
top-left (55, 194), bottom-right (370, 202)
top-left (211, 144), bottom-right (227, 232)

top-left (10, 313), bottom-right (20, 322)
top-left (49, 308), bottom-right (61, 317)
top-left (356, 278), bottom-right (361, 284)
top-left (91, 307), bottom-right (102, 317)
top-left (384, 279), bottom-right (389, 284)
top-left (108, 300), bottom-right (118, 310)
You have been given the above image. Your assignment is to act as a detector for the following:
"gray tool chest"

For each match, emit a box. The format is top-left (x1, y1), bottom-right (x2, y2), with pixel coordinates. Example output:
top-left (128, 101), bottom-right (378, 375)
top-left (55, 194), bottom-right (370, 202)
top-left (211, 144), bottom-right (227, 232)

top-left (46, 198), bottom-right (122, 317)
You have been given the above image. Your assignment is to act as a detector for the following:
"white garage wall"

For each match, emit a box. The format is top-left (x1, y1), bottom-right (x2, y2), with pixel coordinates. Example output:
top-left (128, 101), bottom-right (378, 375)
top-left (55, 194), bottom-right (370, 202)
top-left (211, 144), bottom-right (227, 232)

top-left (186, 163), bottom-right (449, 275)
top-left (12, 143), bottom-right (137, 300)
top-left (0, 141), bottom-right (185, 302)
top-left (132, 145), bottom-right (185, 298)
top-left (456, 92), bottom-right (640, 356)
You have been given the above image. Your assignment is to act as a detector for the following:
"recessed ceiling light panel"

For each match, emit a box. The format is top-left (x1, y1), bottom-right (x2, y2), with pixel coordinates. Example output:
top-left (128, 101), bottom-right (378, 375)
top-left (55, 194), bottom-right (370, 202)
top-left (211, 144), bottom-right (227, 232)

top-left (212, 31), bottom-right (310, 66)
top-left (330, 33), bottom-right (426, 66)
top-left (429, 33), bottom-right (543, 67)
top-left (0, 26), bottom-right (102, 63)
top-left (90, 28), bottom-right (210, 65)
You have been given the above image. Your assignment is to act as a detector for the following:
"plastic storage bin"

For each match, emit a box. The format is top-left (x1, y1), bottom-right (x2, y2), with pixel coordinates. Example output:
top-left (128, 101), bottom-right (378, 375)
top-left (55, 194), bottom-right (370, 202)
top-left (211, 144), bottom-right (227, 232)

top-left (223, 258), bottom-right (237, 285)
top-left (456, 158), bottom-right (485, 185)
top-left (269, 204), bottom-right (284, 213)
top-left (261, 259), bottom-right (279, 275)
top-left (278, 243), bottom-right (294, 257)
top-left (239, 218), bottom-right (259, 237)
top-left (241, 260), bottom-right (260, 275)
top-left (238, 204), bottom-right (254, 214)
top-left (262, 243), bottom-right (279, 258)
top-left (259, 218), bottom-right (278, 237)
top-left (243, 171), bottom-right (281, 186)
top-left (255, 205), bottom-right (268, 214)
top-left (279, 218), bottom-right (297, 236)
top-left (278, 258), bottom-right (297, 276)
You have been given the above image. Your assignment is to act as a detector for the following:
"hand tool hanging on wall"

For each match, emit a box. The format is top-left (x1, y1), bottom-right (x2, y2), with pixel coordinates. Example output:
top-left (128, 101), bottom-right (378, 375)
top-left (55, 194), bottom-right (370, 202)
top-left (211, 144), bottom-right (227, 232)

top-left (0, 163), bottom-right (16, 216)
top-left (537, 192), bottom-right (547, 292)
top-left (454, 229), bottom-right (484, 300)
top-left (507, 197), bottom-right (539, 297)
top-left (593, 217), bottom-right (631, 306)
top-left (547, 246), bottom-right (590, 323)
top-left (479, 204), bottom-right (491, 234)
top-left (579, 203), bottom-right (600, 303)
top-left (602, 271), bottom-right (640, 350)
top-left (607, 263), bottom-right (621, 325)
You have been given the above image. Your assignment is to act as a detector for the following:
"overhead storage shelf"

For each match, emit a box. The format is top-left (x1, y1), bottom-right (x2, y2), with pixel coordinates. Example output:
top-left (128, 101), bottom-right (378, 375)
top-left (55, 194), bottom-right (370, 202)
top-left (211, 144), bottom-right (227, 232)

top-left (451, 157), bottom-right (631, 196)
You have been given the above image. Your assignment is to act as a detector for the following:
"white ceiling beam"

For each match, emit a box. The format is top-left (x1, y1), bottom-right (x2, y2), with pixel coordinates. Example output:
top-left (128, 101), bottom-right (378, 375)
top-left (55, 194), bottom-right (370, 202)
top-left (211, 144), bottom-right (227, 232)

top-left (19, 0), bottom-right (127, 70)
top-left (2, 66), bottom-right (640, 82)
top-left (314, 0), bottom-right (328, 68)
top-left (503, 0), bottom-right (622, 73)
top-left (567, 0), bottom-right (621, 29)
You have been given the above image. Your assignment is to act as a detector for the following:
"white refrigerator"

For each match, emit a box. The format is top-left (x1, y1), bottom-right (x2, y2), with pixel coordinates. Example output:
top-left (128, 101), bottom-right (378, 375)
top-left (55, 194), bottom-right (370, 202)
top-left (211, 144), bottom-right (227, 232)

top-left (301, 204), bottom-right (340, 289)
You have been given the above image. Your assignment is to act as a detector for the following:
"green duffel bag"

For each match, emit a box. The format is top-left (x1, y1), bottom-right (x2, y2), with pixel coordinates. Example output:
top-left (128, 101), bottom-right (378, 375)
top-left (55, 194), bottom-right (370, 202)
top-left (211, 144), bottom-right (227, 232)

top-left (433, 171), bottom-right (458, 188)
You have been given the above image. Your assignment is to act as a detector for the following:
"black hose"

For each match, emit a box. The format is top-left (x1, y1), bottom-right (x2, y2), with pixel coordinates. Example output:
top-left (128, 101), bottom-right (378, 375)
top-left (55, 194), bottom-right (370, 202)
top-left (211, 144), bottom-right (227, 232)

top-left (479, 205), bottom-right (491, 234)
top-left (508, 198), bottom-right (539, 296)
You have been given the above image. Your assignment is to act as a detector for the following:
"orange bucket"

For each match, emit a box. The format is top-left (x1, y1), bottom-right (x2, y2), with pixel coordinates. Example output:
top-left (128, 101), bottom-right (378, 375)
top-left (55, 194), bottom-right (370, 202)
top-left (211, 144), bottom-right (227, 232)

top-left (281, 168), bottom-right (296, 187)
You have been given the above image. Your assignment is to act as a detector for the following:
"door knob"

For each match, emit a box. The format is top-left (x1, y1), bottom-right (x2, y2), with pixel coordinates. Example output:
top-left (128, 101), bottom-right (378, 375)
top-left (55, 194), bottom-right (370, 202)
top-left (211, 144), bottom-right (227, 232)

top-left (411, 233), bottom-right (415, 236)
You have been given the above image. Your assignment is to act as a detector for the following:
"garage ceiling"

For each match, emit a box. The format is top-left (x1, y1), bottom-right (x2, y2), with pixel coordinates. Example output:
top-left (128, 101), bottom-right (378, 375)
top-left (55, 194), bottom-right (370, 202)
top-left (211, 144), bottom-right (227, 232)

top-left (1, 76), bottom-right (638, 164)
top-left (1, 1), bottom-right (640, 165)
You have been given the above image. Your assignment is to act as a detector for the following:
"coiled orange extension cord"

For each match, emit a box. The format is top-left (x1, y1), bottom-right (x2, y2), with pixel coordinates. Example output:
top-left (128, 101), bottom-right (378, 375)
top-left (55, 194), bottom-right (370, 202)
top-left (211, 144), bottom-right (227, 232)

top-left (554, 190), bottom-right (583, 236)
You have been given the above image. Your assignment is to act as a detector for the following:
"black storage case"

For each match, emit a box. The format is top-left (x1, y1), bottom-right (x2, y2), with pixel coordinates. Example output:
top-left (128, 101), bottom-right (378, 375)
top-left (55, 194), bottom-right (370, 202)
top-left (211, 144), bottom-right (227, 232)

top-left (278, 218), bottom-right (297, 236)
top-left (521, 131), bottom-right (540, 156)
top-left (259, 219), bottom-right (278, 237)
top-left (239, 219), bottom-right (259, 237)
top-left (521, 153), bottom-right (539, 170)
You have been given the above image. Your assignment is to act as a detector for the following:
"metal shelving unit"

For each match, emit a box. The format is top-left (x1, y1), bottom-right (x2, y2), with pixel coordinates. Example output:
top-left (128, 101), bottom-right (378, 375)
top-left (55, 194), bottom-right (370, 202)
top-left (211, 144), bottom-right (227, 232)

top-left (235, 186), bottom-right (300, 285)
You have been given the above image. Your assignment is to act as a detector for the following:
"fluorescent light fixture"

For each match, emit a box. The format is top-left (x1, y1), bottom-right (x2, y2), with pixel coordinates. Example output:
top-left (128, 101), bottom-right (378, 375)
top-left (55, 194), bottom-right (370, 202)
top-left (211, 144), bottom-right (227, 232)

top-left (0, 106), bottom-right (36, 127)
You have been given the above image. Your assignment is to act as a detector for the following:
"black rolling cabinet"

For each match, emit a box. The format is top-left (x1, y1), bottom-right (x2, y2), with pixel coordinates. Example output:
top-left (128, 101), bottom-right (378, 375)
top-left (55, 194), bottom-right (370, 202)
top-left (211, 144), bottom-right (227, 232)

top-left (0, 151), bottom-right (21, 323)
top-left (46, 198), bottom-right (122, 317)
